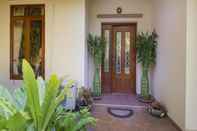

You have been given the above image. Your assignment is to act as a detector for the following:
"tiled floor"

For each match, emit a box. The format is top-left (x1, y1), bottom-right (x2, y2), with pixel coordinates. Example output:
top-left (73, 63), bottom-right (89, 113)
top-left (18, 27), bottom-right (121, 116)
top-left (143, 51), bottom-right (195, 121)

top-left (91, 94), bottom-right (180, 131)
top-left (94, 94), bottom-right (146, 107)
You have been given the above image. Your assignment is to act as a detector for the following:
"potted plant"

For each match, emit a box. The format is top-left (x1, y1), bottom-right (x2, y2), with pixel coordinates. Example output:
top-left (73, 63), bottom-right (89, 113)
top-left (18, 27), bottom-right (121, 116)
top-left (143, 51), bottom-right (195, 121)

top-left (87, 34), bottom-right (105, 98)
top-left (136, 30), bottom-right (158, 102)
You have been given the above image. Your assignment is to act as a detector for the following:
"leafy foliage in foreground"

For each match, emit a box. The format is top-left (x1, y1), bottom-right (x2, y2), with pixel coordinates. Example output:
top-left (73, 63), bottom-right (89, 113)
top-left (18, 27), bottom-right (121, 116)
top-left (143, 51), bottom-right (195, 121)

top-left (0, 59), bottom-right (96, 131)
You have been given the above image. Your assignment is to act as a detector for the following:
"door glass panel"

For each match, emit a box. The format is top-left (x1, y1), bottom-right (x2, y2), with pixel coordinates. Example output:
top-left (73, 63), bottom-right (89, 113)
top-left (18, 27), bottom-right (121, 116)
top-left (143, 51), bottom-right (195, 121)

top-left (29, 6), bottom-right (44, 16)
top-left (116, 32), bottom-right (122, 74)
top-left (30, 20), bottom-right (42, 76)
top-left (13, 20), bottom-right (25, 76)
top-left (125, 32), bottom-right (131, 74)
top-left (13, 7), bottom-right (25, 16)
top-left (104, 30), bottom-right (110, 73)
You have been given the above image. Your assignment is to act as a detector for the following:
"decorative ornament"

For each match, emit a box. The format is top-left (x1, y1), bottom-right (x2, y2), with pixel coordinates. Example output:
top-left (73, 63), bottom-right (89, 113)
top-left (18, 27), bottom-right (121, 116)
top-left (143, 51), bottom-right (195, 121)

top-left (116, 7), bottom-right (122, 14)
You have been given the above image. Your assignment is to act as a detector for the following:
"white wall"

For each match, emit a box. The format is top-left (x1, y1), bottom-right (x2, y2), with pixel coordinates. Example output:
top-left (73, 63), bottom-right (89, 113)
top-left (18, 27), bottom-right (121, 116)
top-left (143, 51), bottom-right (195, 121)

top-left (186, 0), bottom-right (197, 130)
top-left (152, 0), bottom-right (186, 130)
top-left (84, 0), bottom-right (90, 87)
top-left (0, 0), bottom-right (86, 88)
top-left (0, 0), bottom-right (11, 88)
top-left (49, 0), bottom-right (86, 87)
top-left (87, 0), bottom-right (154, 93)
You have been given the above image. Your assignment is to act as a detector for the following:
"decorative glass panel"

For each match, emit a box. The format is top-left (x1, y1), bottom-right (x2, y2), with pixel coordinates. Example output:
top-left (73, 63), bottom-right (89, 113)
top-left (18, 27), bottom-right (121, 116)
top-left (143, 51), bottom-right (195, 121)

top-left (30, 20), bottom-right (42, 76)
top-left (125, 32), bottom-right (131, 74)
top-left (104, 30), bottom-right (110, 73)
top-left (13, 7), bottom-right (25, 16)
top-left (116, 32), bottom-right (122, 74)
top-left (29, 7), bottom-right (44, 16)
top-left (13, 20), bottom-right (25, 75)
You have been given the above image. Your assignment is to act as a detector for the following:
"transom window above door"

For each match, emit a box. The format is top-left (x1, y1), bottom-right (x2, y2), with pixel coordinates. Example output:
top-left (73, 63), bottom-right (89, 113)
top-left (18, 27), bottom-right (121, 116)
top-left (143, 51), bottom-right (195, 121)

top-left (10, 5), bottom-right (45, 80)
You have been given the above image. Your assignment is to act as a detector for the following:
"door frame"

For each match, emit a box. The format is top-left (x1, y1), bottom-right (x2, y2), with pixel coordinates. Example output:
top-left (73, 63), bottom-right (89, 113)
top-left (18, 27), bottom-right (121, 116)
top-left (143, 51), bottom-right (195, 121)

top-left (101, 22), bottom-right (137, 94)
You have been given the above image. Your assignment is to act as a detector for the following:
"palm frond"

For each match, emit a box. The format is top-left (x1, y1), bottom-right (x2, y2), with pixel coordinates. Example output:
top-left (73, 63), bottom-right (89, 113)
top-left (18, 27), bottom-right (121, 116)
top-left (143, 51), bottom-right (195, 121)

top-left (136, 31), bottom-right (158, 68)
top-left (40, 75), bottom-right (60, 131)
top-left (22, 59), bottom-right (41, 130)
top-left (0, 97), bottom-right (17, 119)
top-left (87, 33), bottom-right (106, 64)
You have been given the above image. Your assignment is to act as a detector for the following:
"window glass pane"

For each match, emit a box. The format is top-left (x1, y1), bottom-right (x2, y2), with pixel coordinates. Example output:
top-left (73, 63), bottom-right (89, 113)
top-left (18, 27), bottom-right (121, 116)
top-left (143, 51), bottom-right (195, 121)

top-left (104, 30), bottom-right (110, 73)
top-left (30, 20), bottom-right (42, 76)
top-left (116, 32), bottom-right (121, 74)
top-left (29, 6), bottom-right (44, 16)
top-left (13, 7), bottom-right (25, 16)
top-left (125, 32), bottom-right (131, 74)
top-left (13, 20), bottom-right (25, 75)
top-left (11, 5), bottom-right (45, 79)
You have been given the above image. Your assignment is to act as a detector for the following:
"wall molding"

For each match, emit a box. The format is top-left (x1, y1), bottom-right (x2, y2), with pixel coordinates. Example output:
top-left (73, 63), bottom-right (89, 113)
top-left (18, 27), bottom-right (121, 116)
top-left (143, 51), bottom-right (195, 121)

top-left (97, 13), bottom-right (143, 19)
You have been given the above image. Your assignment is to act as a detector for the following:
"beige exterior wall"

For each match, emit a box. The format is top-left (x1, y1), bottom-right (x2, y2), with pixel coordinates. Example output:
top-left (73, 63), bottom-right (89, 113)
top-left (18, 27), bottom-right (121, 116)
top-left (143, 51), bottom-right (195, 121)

top-left (87, 0), bottom-right (154, 93)
top-left (186, 0), bottom-right (197, 130)
top-left (152, 0), bottom-right (186, 130)
top-left (0, 0), bottom-right (86, 88)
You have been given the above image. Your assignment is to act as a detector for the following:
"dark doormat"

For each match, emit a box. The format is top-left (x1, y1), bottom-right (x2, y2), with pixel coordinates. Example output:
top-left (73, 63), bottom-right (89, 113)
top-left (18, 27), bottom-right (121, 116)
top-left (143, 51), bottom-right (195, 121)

top-left (107, 107), bottom-right (134, 118)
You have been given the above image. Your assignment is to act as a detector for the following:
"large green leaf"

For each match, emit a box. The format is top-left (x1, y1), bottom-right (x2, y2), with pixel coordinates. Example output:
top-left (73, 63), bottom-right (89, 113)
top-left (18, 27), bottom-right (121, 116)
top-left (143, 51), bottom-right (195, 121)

top-left (0, 97), bottom-right (17, 119)
top-left (22, 59), bottom-right (41, 130)
top-left (41, 79), bottom-right (74, 131)
top-left (6, 112), bottom-right (28, 131)
top-left (41, 75), bottom-right (60, 131)
top-left (55, 80), bottom-right (74, 104)
top-left (13, 86), bottom-right (26, 111)
top-left (0, 115), bottom-right (7, 130)
top-left (0, 86), bottom-right (16, 108)
top-left (37, 77), bottom-right (45, 106)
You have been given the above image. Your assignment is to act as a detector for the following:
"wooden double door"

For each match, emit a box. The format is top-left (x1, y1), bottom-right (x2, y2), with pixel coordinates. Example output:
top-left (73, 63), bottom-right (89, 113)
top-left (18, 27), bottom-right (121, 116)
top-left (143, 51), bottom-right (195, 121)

top-left (101, 23), bottom-right (136, 94)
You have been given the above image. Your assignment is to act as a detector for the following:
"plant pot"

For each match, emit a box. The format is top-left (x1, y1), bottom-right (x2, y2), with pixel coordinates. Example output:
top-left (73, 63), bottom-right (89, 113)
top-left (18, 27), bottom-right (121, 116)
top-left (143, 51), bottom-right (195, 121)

top-left (137, 94), bottom-right (154, 103)
top-left (92, 65), bottom-right (102, 97)
top-left (92, 96), bottom-right (102, 101)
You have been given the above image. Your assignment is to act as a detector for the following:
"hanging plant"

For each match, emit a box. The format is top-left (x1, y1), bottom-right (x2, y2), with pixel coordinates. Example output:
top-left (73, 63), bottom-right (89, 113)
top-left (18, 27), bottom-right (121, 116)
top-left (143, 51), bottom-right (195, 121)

top-left (136, 30), bottom-right (158, 101)
top-left (87, 34), bottom-right (105, 97)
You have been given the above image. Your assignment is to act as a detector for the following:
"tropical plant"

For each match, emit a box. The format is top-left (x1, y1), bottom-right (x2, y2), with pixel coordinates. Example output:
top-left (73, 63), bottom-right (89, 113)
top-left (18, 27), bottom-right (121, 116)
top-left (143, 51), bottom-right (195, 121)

top-left (87, 34), bottom-right (105, 97)
top-left (54, 108), bottom-right (96, 131)
top-left (136, 31), bottom-right (158, 100)
top-left (0, 59), bottom-right (96, 131)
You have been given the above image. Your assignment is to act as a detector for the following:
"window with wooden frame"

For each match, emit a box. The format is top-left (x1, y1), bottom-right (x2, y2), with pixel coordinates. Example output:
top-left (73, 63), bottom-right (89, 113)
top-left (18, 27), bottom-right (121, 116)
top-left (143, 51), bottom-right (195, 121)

top-left (10, 5), bottom-right (45, 80)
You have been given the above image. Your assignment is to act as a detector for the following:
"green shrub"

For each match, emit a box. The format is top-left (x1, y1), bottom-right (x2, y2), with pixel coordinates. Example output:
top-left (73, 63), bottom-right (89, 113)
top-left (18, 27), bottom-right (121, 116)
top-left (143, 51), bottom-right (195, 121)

top-left (0, 59), bottom-right (96, 131)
